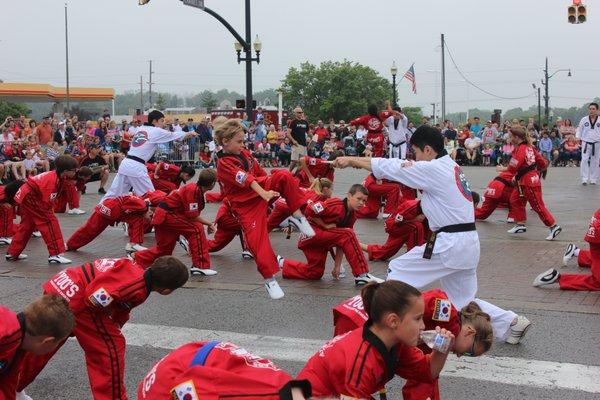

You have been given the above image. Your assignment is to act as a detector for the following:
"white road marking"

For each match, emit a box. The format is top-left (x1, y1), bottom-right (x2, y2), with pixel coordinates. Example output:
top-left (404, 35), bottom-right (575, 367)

top-left (123, 323), bottom-right (600, 394)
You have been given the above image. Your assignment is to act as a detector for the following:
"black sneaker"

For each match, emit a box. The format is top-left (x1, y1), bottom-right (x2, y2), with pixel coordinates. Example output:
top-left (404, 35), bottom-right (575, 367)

top-left (98, 187), bottom-right (107, 194)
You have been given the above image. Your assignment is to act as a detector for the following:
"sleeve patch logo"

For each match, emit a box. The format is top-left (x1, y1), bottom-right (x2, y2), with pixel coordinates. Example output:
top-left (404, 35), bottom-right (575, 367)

top-left (189, 202), bottom-right (198, 211)
top-left (235, 170), bottom-right (247, 185)
top-left (432, 298), bottom-right (452, 322)
top-left (89, 287), bottom-right (113, 308)
top-left (170, 380), bottom-right (198, 400)
top-left (131, 131), bottom-right (149, 148)
top-left (309, 158), bottom-right (317, 166)
top-left (395, 213), bottom-right (404, 222)
top-left (312, 202), bottom-right (324, 214)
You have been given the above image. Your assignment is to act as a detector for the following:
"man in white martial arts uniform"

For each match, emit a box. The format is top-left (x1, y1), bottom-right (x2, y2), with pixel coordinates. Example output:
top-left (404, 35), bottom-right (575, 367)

top-left (384, 106), bottom-right (409, 159)
top-left (102, 110), bottom-right (197, 200)
top-left (576, 102), bottom-right (600, 186)
top-left (334, 125), bottom-right (532, 344)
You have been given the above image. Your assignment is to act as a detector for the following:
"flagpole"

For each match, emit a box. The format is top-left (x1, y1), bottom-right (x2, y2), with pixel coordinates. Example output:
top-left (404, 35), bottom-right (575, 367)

top-left (396, 62), bottom-right (414, 84)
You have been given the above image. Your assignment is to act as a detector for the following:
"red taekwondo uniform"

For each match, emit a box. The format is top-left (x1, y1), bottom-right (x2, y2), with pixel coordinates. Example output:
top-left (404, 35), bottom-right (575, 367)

top-left (53, 178), bottom-right (80, 213)
top-left (267, 188), bottom-right (327, 232)
top-left (147, 161), bottom-right (184, 193)
top-left (67, 194), bottom-right (152, 250)
top-left (295, 155), bottom-right (335, 188)
top-left (281, 197), bottom-right (369, 280)
top-left (0, 185), bottom-right (16, 240)
top-left (17, 258), bottom-right (153, 400)
top-left (138, 341), bottom-right (312, 400)
top-left (7, 171), bottom-right (66, 258)
top-left (508, 143), bottom-right (555, 227)
top-left (559, 209), bottom-right (600, 291)
top-left (332, 289), bottom-right (461, 400)
top-left (475, 171), bottom-right (515, 221)
top-left (355, 174), bottom-right (401, 219)
top-left (365, 199), bottom-right (427, 261)
top-left (135, 182), bottom-right (210, 270)
top-left (207, 201), bottom-right (248, 254)
top-left (0, 306), bottom-right (26, 400)
top-left (350, 111), bottom-right (393, 157)
top-left (217, 149), bottom-right (307, 279)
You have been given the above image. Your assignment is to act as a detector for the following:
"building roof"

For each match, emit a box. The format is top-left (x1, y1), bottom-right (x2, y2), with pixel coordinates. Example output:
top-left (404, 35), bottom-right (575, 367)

top-left (0, 83), bottom-right (115, 103)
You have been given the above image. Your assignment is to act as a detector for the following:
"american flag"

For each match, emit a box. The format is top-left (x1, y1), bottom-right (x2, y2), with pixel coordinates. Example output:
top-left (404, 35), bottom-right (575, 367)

top-left (404, 64), bottom-right (417, 94)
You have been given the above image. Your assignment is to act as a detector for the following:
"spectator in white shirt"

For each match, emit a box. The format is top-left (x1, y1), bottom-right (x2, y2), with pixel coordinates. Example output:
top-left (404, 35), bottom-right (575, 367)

top-left (464, 131), bottom-right (482, 164)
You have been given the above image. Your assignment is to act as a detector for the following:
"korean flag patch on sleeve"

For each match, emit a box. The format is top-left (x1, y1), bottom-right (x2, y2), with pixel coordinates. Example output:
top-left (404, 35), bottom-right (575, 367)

top-left (309, 158), bottom-right (317, 166)
top-left (189, 202), bottom-right (198, 211)
top-left (312, 202), bottom-right (324, 214)
top-left (235, 170), bottom-right (248, 185)
top-left (395, 213), bottom-right (404, 222)
top-left (171, 380), bottom-right (198, 400)
top-left (89, 288), bottom-right (113, 308)
top-left (432, 298), bottom-right (451, 322)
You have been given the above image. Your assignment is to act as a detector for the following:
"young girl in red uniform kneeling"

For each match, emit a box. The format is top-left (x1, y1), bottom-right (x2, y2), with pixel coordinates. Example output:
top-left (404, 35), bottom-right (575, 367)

top-left (0, 181), bottom-right (24, 246)
top-left (213, 119), bottom-right (315, 300)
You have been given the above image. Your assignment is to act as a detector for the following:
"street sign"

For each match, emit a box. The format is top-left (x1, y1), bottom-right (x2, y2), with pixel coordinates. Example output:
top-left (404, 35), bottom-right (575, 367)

top-left (181, 0), bottom-right (204, 10)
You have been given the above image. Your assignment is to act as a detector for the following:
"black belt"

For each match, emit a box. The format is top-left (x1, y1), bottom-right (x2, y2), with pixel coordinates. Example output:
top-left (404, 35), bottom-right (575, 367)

top-left (157, 201), bottom-right (172, 211)
top-left (515, 163), bottom-right (537, 182)
top-left (583, 141), bottom-right (598, 157)
top-left (493, 176), bottom-right (513, 187)
top-left (390, 141), bottom-right (406, 147)
top-left (423, 223), bottom-right (476, 259)
top-left (126, 155), bottom-right (146, 164)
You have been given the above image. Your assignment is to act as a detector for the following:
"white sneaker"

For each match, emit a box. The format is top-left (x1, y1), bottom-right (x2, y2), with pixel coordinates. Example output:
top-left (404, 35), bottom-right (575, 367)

top-left (288, 216), bottom-right (315, 238)
top-left (506, 217), bottom-right (515, 223)
top-left (125, 243), bottom-right (147, 253)
top-left (562, 243), bottom-right (577, 266)
top-left (507, 225), bottom-right (526, 234)
top-left (533, 268), bottom-right (560, 287)
top-left (505, 315), bottom-right (532, 345)
top-left (265, 279), bottom-right (285, 300)
top-left (48, 254), bottom-right (71, 264)
top-left (241, 250), bottom-right (254, 260)
top-left (338, 265), bottom-right (347, 278)
top-left (16, 391), bottom-right (33, 400)
top-left (190, 267), bottom-right (218, 276)
top-left (178, 236), bottom-right (190, 254)
top-left (0, 237), bottom-right (11, 245)
top-left (276, 255), bottom-right (284, 269)
top-left (6, 253), bottom-right (27, 261)
top-left (354, 273), bottom-right (384, 286)
top-left (67, 208), bottom-right (86, 215)
top-left (32, 231), bottom-right (42, 238)
top-left (545, 225), bottom-right (562, 241)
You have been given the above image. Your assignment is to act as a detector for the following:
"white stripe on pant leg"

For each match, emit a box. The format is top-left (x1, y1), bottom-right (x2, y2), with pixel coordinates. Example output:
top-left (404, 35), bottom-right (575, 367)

top-left (474, 298), bottom-right (517, 342)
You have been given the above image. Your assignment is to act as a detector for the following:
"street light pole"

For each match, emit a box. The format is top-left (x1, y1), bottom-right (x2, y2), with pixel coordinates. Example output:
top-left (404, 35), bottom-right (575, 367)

top-left (244, 0), bottom-right (252, 122)
top-left (390, 61), bottom-right (398, 107)
top-left (542, 57), bottom-right (571, 124)
top-left (64, 3), bottom-right (70, 112)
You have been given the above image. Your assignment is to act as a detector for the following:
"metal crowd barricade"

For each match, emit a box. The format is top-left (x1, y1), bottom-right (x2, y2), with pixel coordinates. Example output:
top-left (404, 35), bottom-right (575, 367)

top-left (155, 137), bottom-right (200, 167)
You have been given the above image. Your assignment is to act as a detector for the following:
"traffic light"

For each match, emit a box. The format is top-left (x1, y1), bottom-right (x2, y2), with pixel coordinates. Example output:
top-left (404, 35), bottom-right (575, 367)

top-left (578, 4), bottom-right (587, 23)
top-left (568, 4), bottom-right (577, 23)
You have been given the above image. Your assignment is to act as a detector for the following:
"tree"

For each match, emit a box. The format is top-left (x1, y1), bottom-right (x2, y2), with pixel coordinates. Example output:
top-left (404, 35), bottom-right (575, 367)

top-left (280, 60), bottom-right (391, 122)
top-left (0, 100), bottom-right (29, 121)
top-left (155, 93), bottom-right (166, 110)
top-left (402, 106), bottom-right (423, 126)
top-left (200, 91), bottom-right (218, 111)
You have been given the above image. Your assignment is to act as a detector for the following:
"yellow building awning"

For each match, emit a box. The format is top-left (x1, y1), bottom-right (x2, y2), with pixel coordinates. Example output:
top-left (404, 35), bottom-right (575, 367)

top-left (0, 83), bottom-right (115, 103)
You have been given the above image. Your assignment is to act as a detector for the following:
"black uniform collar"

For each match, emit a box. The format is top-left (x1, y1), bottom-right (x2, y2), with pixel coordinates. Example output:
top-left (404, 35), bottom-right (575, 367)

top-left (362, 321), bottom-right (397, 381)
top-left (217, 150), bottom-right (250, 171)
top-left (589, 116), bottom-right (598, 127)
top-left (143, 269), bottom-right (153, 293)
top-left (340, 198), bottom-right (352, 228)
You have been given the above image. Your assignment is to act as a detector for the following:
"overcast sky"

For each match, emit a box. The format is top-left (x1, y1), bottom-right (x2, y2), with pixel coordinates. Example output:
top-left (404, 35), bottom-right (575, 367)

top-left (2, 0), bottom-right (599, 115)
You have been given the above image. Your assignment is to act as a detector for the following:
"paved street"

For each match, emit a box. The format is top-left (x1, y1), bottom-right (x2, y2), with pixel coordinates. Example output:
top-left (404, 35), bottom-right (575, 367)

top-left (2, 165), bottom-right (599, 399)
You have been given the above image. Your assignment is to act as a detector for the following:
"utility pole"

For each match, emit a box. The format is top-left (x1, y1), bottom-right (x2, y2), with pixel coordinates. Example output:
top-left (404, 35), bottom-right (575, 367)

top-left (544, 57), bottom-right (549, 124)
top-left (441, 34), bottom-right (446, 122)
top-left (139, 75), bottom-right (144, 113)
top-left (64, 3), bottom-right (70, 112)
top-left (243, 0), bottom-right (253, 122)
top-left (148, 60), bottom-right (154, 109)
top-left (537, 86), bottom-right (542, 128)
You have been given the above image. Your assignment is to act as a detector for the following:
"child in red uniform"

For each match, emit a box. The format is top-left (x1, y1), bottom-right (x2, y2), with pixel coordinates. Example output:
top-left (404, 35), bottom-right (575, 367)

top-left (350, 105), bottom-right (392, 157)
top-left (267, 178), bottom-right (333, 232)
top-left (279, 184), bottom-right (382, 286)
top-left (66, 193), bottom-right (153, 254)
top-left (137, 341), bottom-right (312, 400)
top-left (0, 181), bottom-right (24, 246)
top-left (298, 280), bottom-right (453, 398)
top-left (333, 289), bottom-right (493, 400)
top-left (534, 208), bottom-right (600, 291)
top-left (0, 295), bottom-right (74, 400)
top-left (294, 151), bottom-right (341, 188)
top-left (355, 174), bottom-right (401, 219)
top-left (213, 119), bottom-right (315, 300)
top-left (498, 126), bottom-right (561, 240)
top-left (205, 201), bottom-right (253, 259)
top-left (16, 256), bottom-right (189, 400)
top-left (135, 169), bottom-right (217, 276)
top-left (360, 198), bottom-right (427, 261)
top-left (147, 161), bottom-right (195, 193)
top-left (53, 167), bottom-right (93, 215)
top-left (6, 155), bottom-right (78, 264)
top-left (475, 170), bottom-right (515, 221)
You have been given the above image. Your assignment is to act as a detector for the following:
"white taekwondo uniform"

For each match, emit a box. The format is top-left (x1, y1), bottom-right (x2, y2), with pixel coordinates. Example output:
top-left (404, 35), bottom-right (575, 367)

top-left (576, 115), bottom-right (600, 184)
top-left (384, 114), bottom-right (409, 159)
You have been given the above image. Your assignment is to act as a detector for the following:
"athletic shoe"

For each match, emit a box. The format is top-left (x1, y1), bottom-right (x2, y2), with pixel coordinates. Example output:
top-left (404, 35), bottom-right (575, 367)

top-left (178, 236), bottom-right (190, 254)
top-left (6, 253), bottom-right (27, 261)
top-left (122, 223), bottom-right (129, 236)
top-left (505, 315), bottom-right (532, 345)
top-left (98, 187), bottom-right (107, 194)
top-left (506, 217), bottom-right (515, 223)
top-left (507, 225), bottom-right (526, 234)
top-left (562, 243), bottom-right (578, 266)
top-left (16, 391), bottom-right (33, 400)
top-left (32, 231), bottom-right (42, 238)
top-left (533, 268), bottom-right (560, 287)
top-left (338, 265), bottom-right (347, 278)
top-left (354, 273), bottom-right (384, 286)
top-left (241, 250), bottom-right (254, 260)
top-left (190, 267), bottom-right (218, 276)
top-left (265, 279), bottom-right (285, 300)
top-left (48, 254), bottom-right (72, 264)
top-left (67, 208), bottom-right (86, 215)
top-left (583, 182), bottom-right (588, 186)
top-left (288, 216), bottom-right (315, 238)
top-left (0, 237), bottom-right (11, 245)
top-left (278, 217), bottom-right (292, 229)
top-left (125, 243), bottom-right (147, 253)
top-left (592, 182), bottom-right (597, 185)
top-left (276, 255), bottom-right (285, 269)
top-left (545, 225), bottom-right (562, 241)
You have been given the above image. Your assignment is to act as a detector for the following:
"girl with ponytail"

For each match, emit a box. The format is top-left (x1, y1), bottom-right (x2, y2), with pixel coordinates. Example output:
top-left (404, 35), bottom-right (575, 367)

top-left (298, 281), bottom-right (454, 399)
